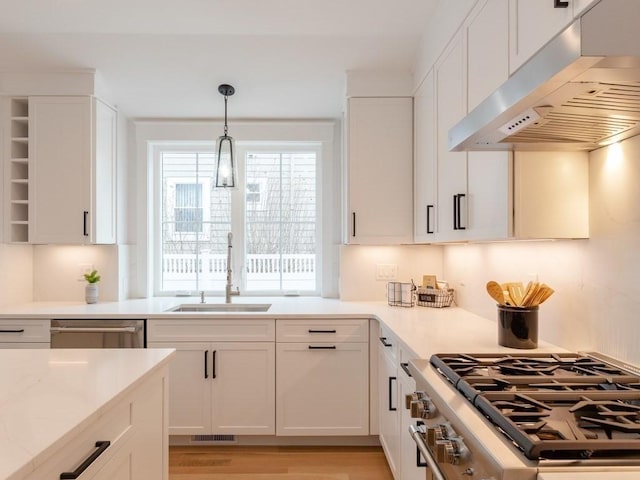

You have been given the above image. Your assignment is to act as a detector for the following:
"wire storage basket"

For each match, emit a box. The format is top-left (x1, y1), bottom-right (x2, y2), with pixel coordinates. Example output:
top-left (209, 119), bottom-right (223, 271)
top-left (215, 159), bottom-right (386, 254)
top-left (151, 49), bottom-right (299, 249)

top-left (387, 282), bottom-right (416, 307)
top-left (416, 286), bottom-right (454, 308)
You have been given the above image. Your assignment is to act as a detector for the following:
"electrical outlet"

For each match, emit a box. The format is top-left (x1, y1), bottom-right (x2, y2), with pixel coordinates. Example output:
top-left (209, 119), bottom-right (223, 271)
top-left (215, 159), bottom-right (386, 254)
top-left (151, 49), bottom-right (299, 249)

top-left (78, 263), bottom-right (94, 281)
top-left (375, 264), bottom-right (398, 281)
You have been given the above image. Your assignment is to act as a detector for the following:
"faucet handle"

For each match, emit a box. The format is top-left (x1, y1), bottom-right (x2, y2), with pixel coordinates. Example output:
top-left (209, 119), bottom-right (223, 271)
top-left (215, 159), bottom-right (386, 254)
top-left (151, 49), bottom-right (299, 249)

top-left (200, 291), bottom-right (206, 303)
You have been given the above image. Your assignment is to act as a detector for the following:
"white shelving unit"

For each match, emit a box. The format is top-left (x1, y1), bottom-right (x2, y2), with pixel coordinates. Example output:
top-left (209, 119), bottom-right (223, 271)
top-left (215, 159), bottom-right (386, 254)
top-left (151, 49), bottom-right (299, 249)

top-left (6, 98), bottom-right (30, 243)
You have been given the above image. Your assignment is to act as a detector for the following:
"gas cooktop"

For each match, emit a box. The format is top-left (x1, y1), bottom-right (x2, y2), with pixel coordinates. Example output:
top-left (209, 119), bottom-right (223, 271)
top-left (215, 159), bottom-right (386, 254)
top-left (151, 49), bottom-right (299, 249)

top-left (430, 352), bottom-right (640, 461)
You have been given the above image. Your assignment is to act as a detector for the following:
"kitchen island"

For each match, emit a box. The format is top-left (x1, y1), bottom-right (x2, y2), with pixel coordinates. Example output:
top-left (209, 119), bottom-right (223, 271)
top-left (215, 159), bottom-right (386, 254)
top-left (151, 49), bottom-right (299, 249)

top-left (0, 348), bottom-right (174, 480)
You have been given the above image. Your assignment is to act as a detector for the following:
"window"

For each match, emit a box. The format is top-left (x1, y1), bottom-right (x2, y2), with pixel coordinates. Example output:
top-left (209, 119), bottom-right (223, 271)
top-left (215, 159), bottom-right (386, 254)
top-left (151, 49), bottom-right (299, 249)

top-left (156, 144), bottom-right (320, 295)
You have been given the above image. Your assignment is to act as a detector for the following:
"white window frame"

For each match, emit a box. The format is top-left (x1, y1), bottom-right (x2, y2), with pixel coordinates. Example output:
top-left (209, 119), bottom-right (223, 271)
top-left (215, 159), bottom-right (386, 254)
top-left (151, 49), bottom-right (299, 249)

top-left (151, 141), bottom-right (322, 296)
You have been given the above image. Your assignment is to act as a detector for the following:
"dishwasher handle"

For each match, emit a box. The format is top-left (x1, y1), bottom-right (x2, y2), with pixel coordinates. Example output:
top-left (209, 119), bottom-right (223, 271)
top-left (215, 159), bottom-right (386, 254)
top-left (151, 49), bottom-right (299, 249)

top-left (409, 424), bottom-right (446, 480)
top-left (50, 327), bottom-right (139, 334)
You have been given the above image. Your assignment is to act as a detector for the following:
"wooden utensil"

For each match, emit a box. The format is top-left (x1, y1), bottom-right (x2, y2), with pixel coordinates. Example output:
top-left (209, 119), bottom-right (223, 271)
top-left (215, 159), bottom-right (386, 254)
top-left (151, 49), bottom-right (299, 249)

top-left (521, 281), bottom-right (539, 307)
top-left (486, 281), bottom-right (505, 305)
top-left (505, 282), bottom-right (524, 306)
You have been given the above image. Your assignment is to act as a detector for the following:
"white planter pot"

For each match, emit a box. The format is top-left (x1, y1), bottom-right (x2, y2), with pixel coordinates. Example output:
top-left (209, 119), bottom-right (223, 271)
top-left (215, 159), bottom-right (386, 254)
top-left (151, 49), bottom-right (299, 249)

top-left (85, 284), bottom-right (99, 304)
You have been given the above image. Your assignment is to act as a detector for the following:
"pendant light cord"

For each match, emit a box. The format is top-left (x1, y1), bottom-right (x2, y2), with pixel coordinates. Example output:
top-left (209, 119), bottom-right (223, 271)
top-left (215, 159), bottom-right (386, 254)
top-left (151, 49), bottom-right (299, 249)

top-left (223, 95), bottom-right (229, 136)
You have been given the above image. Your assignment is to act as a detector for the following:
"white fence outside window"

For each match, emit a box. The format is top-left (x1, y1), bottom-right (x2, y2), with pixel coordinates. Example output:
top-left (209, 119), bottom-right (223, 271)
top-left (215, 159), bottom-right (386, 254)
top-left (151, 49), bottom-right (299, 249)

top-left (162, 253), bottom-right (316, 292)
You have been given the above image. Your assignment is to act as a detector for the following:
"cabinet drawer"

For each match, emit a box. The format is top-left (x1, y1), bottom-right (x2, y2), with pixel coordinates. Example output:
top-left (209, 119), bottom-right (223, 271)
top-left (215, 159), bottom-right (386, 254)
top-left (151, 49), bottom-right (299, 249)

top-left (24, 397), bottom-right (133, 480)
top-left (0, 319), bottom-right (50, 343)
top-left (148, 318), bottom-right (275, 342)
top-left (276, 318), bottom-right (369, 343)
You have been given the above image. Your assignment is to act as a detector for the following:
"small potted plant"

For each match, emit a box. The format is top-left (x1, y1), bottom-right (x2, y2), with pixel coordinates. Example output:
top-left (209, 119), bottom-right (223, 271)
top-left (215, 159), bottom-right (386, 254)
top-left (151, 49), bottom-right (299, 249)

top-left (84, 269), bottom-right (101, 304)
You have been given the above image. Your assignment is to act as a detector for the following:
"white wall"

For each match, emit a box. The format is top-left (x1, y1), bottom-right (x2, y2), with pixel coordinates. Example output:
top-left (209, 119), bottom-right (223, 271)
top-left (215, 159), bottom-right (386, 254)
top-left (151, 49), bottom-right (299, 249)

top-left (0, 244), bottom-right (33, 306)
top-left (444, 135), bottom-right (640, 366)
top-left (339, 244), bottom-right (444, 301)
top-left (32, 245), bottom-right (120, 302)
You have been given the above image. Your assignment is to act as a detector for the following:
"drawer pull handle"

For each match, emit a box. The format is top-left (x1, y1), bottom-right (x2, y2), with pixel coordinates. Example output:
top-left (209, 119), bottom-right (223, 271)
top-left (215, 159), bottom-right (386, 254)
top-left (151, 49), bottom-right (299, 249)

top-left (60, 440), bottom-right (110, 479)
top-left (308, 329), bottom-right (337, 334)
top-left (400, 362), bottom-right (412, 378)
top-left (0, 329), bottom-right (25, 333)
top-left (379, 337), bottom-right (393, 347)
top-left (308, 345), bottom-right (337, 349)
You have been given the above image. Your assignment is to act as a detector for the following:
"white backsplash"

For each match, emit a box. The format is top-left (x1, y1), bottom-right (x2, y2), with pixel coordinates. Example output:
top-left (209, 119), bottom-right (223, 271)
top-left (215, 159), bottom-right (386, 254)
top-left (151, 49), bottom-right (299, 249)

top-left (339, 244), bottom-right (444, 301)
top-left (32, 245), bottom-right (120, 302)
top-left (0, 244), bottom-right (33, 306)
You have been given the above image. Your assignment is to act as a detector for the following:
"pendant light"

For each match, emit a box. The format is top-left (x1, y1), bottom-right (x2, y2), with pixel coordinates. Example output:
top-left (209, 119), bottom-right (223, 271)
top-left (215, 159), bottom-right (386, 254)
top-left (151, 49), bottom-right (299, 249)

top-left (215, 83), bottom-right (237, 188)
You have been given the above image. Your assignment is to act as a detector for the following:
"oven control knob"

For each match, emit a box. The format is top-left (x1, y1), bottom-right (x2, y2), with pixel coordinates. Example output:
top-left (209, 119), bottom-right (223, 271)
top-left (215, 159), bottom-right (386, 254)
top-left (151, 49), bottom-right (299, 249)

top-left (410, 398), bottom-right (437, 419)
top-left (435, 438), bottom-right (470, 465)
top-left (405, 391), bottom-right (427, 410)
top-left (426, 423), bottom-right (453, 446)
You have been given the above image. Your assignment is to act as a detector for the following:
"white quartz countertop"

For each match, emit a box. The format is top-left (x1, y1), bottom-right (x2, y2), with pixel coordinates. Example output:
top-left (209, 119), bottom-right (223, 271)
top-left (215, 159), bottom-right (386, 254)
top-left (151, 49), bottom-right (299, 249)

top-left (0, 348), bottom-right (175, 480)
top-left (0, 296), bottom-right (564, 359)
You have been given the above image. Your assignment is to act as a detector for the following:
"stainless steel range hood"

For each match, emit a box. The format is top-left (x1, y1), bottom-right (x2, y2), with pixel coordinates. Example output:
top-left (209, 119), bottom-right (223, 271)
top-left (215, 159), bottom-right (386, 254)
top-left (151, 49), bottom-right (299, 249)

top-left (449, 0), bottom-right (640, 152)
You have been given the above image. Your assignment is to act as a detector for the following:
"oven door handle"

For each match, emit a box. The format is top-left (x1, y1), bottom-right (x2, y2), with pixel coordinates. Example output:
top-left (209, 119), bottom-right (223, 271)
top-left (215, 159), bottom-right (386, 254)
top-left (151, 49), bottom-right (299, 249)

top-left (409, 424), bottom-right (447, 480)
top-left (50, 327), bottom-right (139, 334)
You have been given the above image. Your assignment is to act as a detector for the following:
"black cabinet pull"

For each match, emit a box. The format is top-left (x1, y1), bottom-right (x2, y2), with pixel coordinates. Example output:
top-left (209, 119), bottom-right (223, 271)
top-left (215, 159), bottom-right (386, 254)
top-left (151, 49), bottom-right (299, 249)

top-left (352, 212), bottom-right (356, 237)
top-left (457, 193), bottom-right (466, 230)
top-left (400, 362), bottom-right (412, 378)
top-left (554, 0), bottom-right (569, 7)
top-left (453, 194), bottom-right (466, 230)
top-left (426, 205), bottom-right (434, 234)
top-left (0, 329), bottom-right (25, 333)
top-left (452, 194), bottom-right (458, 230)
top-left (60, 441), bottom-right (110, 479)
top-left (308, 329), bottom-right (337, 334)
top-left (379, 337), bottom-right (393, 347)
top-left (83, 211), bottom-right (89, 237)
top-left (308, 345), bottom-right (337, 349)
top-left (204, 350), bottom-right (209, 379)
top-left (388, 376), bottom-right (397, 411)
top-left (212, 350), bottom-right (217, 379)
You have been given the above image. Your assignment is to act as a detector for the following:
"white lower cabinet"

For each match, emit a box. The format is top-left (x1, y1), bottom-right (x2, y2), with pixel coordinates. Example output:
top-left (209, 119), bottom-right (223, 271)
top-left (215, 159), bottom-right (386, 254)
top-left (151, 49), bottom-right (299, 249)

top-left (147, 319), bottom-right (276, 436)
top-left (398, 361), bottom-right (426, 480)
top-left (0, 318), bottom-right (50, 347)
top-left (21, 363), bottom-right (167, 480)
top-left (275, 318), bottom-right (370, 436)
top-left (378, 329), bottom-right (400, 479)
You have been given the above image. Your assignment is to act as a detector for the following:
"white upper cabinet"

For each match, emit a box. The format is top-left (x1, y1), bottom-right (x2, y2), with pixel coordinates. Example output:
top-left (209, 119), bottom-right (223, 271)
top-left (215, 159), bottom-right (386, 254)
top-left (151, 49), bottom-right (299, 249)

top-left (29, 96), bottom-right (116, 244)
top-left (509, 0), bottom-right (599, 74)
top-left (466, 0), bottom-right (513, 241)
top-left (345, 97), bottom-right (413, 244)
top-left (413, 71), bottom-right (437, 242)
top-left (435, 31), bottom-right (468, 242)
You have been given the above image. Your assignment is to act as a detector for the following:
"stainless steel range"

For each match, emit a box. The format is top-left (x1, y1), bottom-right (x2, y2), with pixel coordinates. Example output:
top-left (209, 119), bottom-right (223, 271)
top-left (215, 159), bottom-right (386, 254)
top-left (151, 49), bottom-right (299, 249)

top-left (407, 352), bottom-right (640, 480)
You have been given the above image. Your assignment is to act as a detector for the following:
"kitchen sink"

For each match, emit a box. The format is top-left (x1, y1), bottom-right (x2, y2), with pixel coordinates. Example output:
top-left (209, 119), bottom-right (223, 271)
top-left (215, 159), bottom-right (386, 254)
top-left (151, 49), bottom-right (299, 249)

top-left (166, 303), bottom-right (272, 313)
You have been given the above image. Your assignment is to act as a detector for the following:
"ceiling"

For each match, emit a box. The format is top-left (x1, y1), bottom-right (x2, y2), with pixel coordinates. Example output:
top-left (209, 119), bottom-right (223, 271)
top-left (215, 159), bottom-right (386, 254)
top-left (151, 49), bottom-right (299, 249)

top-left (0, 0), bottom-right (437, 119)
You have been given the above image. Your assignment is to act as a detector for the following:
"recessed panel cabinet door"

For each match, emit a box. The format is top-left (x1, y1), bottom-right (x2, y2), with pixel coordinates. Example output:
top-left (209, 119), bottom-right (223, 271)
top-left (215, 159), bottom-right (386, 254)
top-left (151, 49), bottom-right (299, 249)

top-left (276, 342), bottom-right (369, 436)
top-left (211, 341), bottom-right (275, 435)
top-left (150, 342), bottom-right (211, 435)
top-left (346, 97), bottom-right (413, 244)
top-left (30, 96), bottom-right (91, 244)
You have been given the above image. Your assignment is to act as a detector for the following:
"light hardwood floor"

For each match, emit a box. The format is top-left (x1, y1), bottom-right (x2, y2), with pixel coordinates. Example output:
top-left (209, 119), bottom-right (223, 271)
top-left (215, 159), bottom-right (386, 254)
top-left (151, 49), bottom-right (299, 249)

top-left (169, 445), bottom-right (394, 480)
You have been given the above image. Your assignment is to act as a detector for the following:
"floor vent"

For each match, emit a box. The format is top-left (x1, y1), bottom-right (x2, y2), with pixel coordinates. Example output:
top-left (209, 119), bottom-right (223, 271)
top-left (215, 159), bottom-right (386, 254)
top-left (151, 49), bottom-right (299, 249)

top-left (191, 434), bottom-right (237, 444)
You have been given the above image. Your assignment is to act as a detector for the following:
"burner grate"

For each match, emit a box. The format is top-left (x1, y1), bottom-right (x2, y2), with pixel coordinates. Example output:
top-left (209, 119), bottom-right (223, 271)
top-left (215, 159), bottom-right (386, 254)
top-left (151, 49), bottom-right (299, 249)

top-left (430, 353), bottom-right (640, 460)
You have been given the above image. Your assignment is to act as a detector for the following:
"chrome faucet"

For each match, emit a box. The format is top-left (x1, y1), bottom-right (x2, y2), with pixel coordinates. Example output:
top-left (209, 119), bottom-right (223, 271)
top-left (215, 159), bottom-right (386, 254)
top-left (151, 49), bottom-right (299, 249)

top-left (226, 232), bottom-right (240, 303)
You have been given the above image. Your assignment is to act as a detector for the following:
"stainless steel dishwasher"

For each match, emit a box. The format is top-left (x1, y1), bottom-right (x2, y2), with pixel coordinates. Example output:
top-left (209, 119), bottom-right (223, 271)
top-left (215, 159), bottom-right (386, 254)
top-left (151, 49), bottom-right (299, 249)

top-left (50, 319), bottom-right (146, 348)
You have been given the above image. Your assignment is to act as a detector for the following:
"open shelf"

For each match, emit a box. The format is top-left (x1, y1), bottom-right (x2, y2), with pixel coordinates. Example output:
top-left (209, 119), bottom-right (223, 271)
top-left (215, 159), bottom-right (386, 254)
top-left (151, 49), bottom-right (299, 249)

top-left (5, 98), bottom-right (31, 243)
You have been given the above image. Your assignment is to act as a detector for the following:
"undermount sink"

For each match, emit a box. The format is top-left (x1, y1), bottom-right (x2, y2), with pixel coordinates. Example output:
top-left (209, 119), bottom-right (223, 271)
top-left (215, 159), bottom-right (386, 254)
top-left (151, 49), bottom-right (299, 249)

top-left (166, 303), bottom-right (272, 313)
